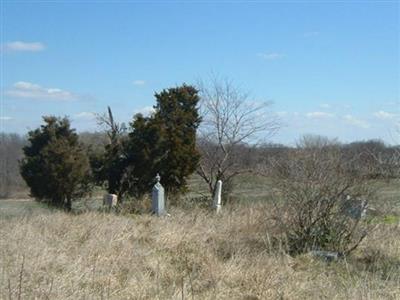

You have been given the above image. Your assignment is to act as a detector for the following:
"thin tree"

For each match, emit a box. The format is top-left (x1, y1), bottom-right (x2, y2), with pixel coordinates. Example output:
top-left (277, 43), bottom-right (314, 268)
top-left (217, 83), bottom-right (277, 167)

top-left (197, 77), bottom-right (279, 201)
top-left (91, 106), bottom-right (128, 200)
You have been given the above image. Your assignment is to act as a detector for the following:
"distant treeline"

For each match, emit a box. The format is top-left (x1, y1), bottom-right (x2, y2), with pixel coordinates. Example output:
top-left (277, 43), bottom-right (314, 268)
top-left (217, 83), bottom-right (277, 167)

top-left (0, 133), bottom-right (27, 198)
top-left (1, 131), bottom-right (398, 199)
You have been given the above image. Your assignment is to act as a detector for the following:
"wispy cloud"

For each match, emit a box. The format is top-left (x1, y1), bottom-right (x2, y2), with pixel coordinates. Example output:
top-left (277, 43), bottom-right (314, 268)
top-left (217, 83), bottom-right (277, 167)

top-left (276, 111), bottom-right (288, 117)
top-left (319, 103), bottom-right (331, 109)
top-left (373, 110), bottom-right (397, 120)
top-left (133, 80), bottom-right (146, 86)
top-left (303, 31), bottom-right (320, 38)
top-left (0, 116), bottom-right (13, 121)
top-left (257, 52), bottom-right (285, 60)
top-left (2, 41), bottom-right (45, 52)
top-left (74, 112), bottom-right (96, 120)
top-left (385, 101), bottom-right (400, 106)
top-left (6, 81), bottom-right (77, 101)
top-left (343, 115), bottom-right (370, 129)
top-left (306, 111), bottom-right (335, 118)
top-left (134, 106), bottom-right (154, 116)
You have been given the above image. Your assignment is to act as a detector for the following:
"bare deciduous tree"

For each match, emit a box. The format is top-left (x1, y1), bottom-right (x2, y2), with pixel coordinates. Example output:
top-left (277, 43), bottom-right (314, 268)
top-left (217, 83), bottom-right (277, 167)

top-left (96, 106), bottom-right (127, 144)
top-left (92, 107), bottom-right (129, 199)
top-left (197, 78), bottom-right (279, 201)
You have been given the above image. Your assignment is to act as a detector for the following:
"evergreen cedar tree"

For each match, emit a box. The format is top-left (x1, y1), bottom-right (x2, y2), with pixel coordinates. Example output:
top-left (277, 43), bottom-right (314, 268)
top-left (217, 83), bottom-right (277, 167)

top-left (20, 116), bottom-right (91, 211)
top-left (127, 84), bottom-right (201, 197)
top-left (20, 85), bottom-right (201, 208)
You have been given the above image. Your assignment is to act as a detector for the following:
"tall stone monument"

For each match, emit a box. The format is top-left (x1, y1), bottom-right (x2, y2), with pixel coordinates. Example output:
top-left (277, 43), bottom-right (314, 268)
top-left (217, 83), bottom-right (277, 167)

top-left (213, 180), bottom-right (222, 213)
top-left (152, 173), bottom-right (165, 216)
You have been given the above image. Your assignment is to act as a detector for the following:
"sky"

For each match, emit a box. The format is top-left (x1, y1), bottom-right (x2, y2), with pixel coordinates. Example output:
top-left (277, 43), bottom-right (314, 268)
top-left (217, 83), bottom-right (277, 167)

top-left (1, 0), bottom-right (399, 145)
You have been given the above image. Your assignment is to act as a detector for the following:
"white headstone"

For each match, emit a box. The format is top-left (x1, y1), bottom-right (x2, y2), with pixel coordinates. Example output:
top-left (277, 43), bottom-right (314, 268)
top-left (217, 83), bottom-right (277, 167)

top-left (152, 174), bottom-right (165, 216)
top-left (342, 195), bottom-right (368, 219)
top-left (103, 194), bottom-right (118, 208)
top-left (213, 180), bottom-right (222, 213)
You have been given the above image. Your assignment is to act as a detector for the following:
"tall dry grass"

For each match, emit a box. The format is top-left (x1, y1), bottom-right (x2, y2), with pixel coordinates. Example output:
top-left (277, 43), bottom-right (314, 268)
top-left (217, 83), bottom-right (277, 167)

top-left (1, 204), bottom-right (399, 299)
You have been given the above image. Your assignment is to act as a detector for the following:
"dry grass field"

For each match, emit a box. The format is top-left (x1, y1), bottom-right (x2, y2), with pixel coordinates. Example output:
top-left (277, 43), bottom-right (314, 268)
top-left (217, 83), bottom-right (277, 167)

top-left (1, 177), bottom-right (399, 299)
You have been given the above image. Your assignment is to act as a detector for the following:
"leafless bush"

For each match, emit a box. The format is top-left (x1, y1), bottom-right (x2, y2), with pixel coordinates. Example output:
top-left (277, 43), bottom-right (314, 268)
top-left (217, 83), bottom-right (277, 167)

top-left (270, 136), bottom-right (374, 255)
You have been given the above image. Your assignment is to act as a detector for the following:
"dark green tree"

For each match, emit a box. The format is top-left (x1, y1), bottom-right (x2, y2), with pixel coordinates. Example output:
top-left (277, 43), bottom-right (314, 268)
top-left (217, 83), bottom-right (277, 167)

top-left (20, 116), bottom-right (91, 211)
top-left (127, 84), bottom-right (201, 198)
top-left (153, 85), bottom-right (202, 195)
top-left (125, 113), bottom-right (163, 197)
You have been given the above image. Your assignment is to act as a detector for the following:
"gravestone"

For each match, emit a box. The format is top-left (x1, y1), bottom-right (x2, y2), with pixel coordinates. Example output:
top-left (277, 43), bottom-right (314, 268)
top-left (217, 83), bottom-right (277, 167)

top-left (309, 250), bottom-right (343, 262)
top-left (103, 193), bottom-right (118, 208)
top-left (213, 180), bottom-right (222, 213)
top-left (342, 195), bottom-right (368, 219)
top-left (152, 174), bottom-right (165, 216)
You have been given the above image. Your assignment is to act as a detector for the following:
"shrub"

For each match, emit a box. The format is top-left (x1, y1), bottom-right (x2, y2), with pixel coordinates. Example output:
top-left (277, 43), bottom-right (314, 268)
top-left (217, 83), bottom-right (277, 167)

top-left (270, 138), bottom-right (374, 255)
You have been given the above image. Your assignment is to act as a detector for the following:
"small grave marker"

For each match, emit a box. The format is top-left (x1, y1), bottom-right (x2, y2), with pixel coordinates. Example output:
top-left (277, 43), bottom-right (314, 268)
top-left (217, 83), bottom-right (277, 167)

top-left (152, 174), bottom-right (165, 216)
top-left (103, 194), bottom-right (118, 209)
top-left (342, 195), bottom-right (368, 219)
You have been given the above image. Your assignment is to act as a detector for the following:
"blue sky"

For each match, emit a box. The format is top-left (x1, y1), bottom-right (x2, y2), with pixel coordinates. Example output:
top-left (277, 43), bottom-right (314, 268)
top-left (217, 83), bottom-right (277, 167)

top-left (1, 1), bottom-right (399, 145)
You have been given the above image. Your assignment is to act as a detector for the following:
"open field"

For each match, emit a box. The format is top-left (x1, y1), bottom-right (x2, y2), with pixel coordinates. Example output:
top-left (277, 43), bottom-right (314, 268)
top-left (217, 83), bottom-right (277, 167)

top-left (1, 176), bottom-right (399, 299)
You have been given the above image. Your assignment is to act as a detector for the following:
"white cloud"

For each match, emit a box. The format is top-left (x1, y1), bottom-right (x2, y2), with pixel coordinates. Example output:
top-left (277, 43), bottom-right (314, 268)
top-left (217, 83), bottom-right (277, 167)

top-left (385, 101), bottom-right (400, 106)
top-left (74, 112), bottom-right (96, 119)
top-left (319, 103), bottom-right (331, 109)
top-left (276, 111), bottom-right (288, 117)
top-left (303, 31), bottom-right (320, 38)
top-left (133, 80), bottom-right (146, 86)
top-left (306, 111), bottom-right (335, 118)
top-left (0, 116), bottom-right (12, 120)
top-left (373, 110), bottom-right (397, 120)
top-left (6, 81), bottom-right (77, 101)
top-left (3, 41), bottom-right (45, 52)
top-left (257, 52), bottom-right (285, 60)
top-left (343, 115), bottom-right (370, 129)
top-left (134, 106), bottom-right (154, 116)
